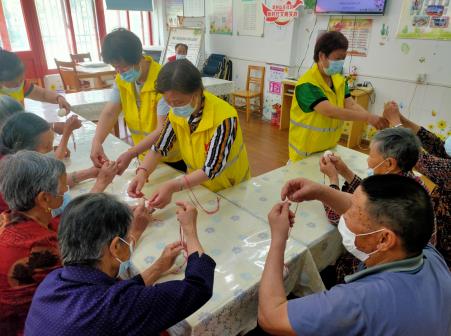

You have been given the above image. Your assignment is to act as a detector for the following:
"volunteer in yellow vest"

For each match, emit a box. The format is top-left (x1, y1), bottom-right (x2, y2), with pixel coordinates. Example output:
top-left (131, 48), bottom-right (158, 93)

top-left (128, 59), bottom-right (250, 208)
top-left (289, 31), bottom-right (388, 162)
top-left (90, 28), bottom-right (183, 174)
top-left (0, 50), bottom-right (71, 111)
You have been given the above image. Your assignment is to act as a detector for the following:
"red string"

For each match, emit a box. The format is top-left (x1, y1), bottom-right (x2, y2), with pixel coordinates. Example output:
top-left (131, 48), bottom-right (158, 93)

top-left (183, 176), bottom-right (220, 215)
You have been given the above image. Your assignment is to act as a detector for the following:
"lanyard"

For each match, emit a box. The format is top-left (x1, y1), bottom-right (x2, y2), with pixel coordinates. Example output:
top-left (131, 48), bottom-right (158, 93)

top-left (183, 176), bottom-right (220, 215)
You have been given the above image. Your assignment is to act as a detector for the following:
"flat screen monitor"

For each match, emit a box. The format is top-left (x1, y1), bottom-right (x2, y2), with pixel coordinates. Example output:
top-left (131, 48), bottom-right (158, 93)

top-left (315, 0), bottom-right (388, 15)
top-left (105, 0), bottom-right (152, 11)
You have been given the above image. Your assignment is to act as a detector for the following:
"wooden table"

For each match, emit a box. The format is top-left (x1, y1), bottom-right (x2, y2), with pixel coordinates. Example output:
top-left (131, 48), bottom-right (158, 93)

top-left (76, 64), bottom-right (115, 89)
top-left (279, 79), bottom-right (373, 149)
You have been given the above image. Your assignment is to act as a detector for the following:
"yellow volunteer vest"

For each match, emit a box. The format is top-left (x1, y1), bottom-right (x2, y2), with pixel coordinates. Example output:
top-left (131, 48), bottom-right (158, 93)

top-left (288, 63), bottom-right (345, 161)
top-left (116, 56), bottom-right (180, 162)
top-left (168, 91), bottom-right (250, 192)
top-left (0, 83), bottom-right (25, 105)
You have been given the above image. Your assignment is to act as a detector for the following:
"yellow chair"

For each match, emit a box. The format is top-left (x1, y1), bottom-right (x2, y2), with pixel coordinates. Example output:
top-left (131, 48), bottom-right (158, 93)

top-left (231, 65), bottom-right (266, 121)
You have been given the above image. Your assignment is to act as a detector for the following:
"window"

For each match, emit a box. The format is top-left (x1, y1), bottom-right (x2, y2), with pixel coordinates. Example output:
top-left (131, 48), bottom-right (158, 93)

top-left (102, 0), bottom-right (153, 46)
top-left (103, 0), bottom-right (127, 32)
top-left (70, 0), bottom-right (100, 60)
top-left (0, 0), bottom-right (30, 51)
top-left (35, 0), bottom-right (72, 69)
top-left (35, 0), bottom-right (100, 69)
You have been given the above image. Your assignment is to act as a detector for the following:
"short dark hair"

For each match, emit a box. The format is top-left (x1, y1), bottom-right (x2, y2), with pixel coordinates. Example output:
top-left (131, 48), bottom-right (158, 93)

top-left (372, 127), bottom-right (421, 172)
top-left (361, 175), bottom-right (434, 256)
top-left (0, 50), bottom-right (24, 82)
top-left (0, 95), bottom-right (24, 126)
top-left (0, 112), bottom-right (50, 155)
top-left (102, 28), bottom-right (143, 65)
top-left (58, 193), bottom-right (132, 267)
top-left (313, 31), bottom-right (349, 62)
top-left (156, 59), bottom-right (204, 94)
top-left (175, 43), bottom-right (188, 52)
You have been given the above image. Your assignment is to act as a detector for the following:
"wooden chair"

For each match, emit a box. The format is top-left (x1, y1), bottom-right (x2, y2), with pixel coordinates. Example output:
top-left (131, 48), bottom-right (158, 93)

top-left (54, 59), bottom-right (91, 93)
top-left (70, 52), bottom-right (92, 63)
top-left (231, 65), bottom-right (266, 121)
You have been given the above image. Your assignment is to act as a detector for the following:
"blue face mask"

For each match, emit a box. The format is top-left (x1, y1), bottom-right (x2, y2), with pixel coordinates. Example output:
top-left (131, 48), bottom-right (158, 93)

top-left (116, 237), bottom-right (136, 279)
top-left (51, 191), bottom-right (72, 217)
top-left (172, 101), bottom-right (195, 118)
top-left (445, 136), bottom-right (451, 157)
top-left (120, 67), bottom-right (141, 83)
top-left (324, 59), bottom-right (344, 76)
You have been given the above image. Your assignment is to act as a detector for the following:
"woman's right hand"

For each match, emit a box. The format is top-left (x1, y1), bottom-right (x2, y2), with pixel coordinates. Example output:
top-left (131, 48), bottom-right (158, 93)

top-left (154, 242), bottom-right (184, 275)
top-left (327, 154), bottom-right (350, 176)
top-left (383, 101), bottom-right (402, 126)
top-left (90, 141), bottom-right (109, 168)
top-left (176, 201), bottom-right (198, 237)
top-left (319, 155), bottom-right (338, 180)
top-left (116, 150), bottom-right (135, 175)
top-left (63, 115), bottom-right (82, 134)
top-left (127, 171), bottom-right (148, 198)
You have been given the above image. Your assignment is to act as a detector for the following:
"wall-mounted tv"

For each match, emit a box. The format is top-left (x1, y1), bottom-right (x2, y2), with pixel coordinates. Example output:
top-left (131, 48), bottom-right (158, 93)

top-left (315, 0), bottom-right (388, 15)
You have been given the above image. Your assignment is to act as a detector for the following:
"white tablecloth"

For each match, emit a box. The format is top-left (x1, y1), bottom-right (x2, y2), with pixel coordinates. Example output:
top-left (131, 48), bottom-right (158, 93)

top-left (51, 118), bottom-right (322, 336)
top-left (218, 145), bottom-right (370, 274)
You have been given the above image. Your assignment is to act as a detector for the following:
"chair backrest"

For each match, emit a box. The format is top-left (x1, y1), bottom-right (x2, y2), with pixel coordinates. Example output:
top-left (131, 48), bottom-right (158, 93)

top-left (70, 52), bottom-right (92, 63)
top-left (246, 65), bottom-right (265, 94)
top-left (54, 59), bottom-right (81, 91)
top-left (202, 54), bottom-right (227, 78)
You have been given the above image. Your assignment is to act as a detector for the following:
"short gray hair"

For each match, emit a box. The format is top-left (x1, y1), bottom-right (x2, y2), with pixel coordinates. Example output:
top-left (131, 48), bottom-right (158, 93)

top-left (0, 150), bottom-right (66, 211)
top-left (372, 127), bottom-right (421, 172)
top-left (58, 193), bottom-right (132, 267)
top-left (0, 95), bottom-right (23, 127)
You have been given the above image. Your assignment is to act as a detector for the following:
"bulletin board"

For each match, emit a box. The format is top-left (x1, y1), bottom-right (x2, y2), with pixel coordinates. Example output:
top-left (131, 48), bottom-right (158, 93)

top-left (161, 27), bottom-right (205, 68)
top-left (397, 0), bottom-right (451, 40)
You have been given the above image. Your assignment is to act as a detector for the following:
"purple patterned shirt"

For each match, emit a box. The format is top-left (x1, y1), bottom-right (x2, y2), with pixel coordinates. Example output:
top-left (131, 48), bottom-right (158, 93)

top-left (25, 252), bottom-right (215, 336)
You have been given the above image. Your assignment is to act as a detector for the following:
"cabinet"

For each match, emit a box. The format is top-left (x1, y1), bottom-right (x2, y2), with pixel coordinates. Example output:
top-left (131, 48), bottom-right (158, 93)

top-left (280, 79), bottom-right (373, 149)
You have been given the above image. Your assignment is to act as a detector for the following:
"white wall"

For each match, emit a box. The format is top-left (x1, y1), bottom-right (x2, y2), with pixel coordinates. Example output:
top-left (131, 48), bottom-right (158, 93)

top-left (158, 0), bottom-right (451, 136)
top-left (291, 0), bottom-right (451, 133)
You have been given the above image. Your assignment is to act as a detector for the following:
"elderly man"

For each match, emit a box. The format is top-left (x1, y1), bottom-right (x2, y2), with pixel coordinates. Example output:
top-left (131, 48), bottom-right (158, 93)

top-left (258, 175), bottom-right (451, 335)
top-left (25, 194), bottom-right (215, 335)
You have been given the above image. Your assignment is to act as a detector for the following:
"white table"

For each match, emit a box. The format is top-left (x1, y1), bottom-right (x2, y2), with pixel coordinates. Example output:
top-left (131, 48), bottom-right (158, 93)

top-left (31, 110), bottom-right (323, 336)
top-left (25, 76), bottom-right (234, 122)
top-left (202, 77), bottom-right (235, 96)
top-left (218, 145), bottom-right (370, 273)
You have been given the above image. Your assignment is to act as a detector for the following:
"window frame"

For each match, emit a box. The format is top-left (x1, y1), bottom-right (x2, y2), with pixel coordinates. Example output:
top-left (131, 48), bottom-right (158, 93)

top-left (0, 0), bottom-right (154, 77)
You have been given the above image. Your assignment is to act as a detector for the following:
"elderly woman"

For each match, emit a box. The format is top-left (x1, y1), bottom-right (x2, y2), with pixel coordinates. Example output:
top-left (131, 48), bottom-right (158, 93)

top-left (383, 103), bottom-right (450, 268)
top-left (0, 94), bottom-right (71, 135)
top-left (319, 127), bottom-right (427, 283)
top-left (25, 194), bottom-right (216, 335)
top-left (288, 31), bottom-right (387, 161)
top-left (0, 113), bottom-right (116, 212)
top-left (0, 151), bottom-right (67, 335)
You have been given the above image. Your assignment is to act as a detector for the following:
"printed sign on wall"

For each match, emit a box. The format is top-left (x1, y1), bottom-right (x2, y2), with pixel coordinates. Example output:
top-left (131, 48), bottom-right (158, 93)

top-left (262, 0), bottom-right (303, 26)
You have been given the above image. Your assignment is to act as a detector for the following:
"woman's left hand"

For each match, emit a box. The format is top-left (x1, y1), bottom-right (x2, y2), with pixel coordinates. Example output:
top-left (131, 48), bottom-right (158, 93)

top-left (147, 181), bottom-right (176, 209)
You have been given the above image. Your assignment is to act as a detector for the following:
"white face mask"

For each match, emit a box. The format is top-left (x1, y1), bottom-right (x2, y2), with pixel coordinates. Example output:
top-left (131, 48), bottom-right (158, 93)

top-left (338, 216), bottom-right (385, 262)
top-left (175, 54), bottom-right (186, 60)
top-left (367, 158), bottom-right (391, 177)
